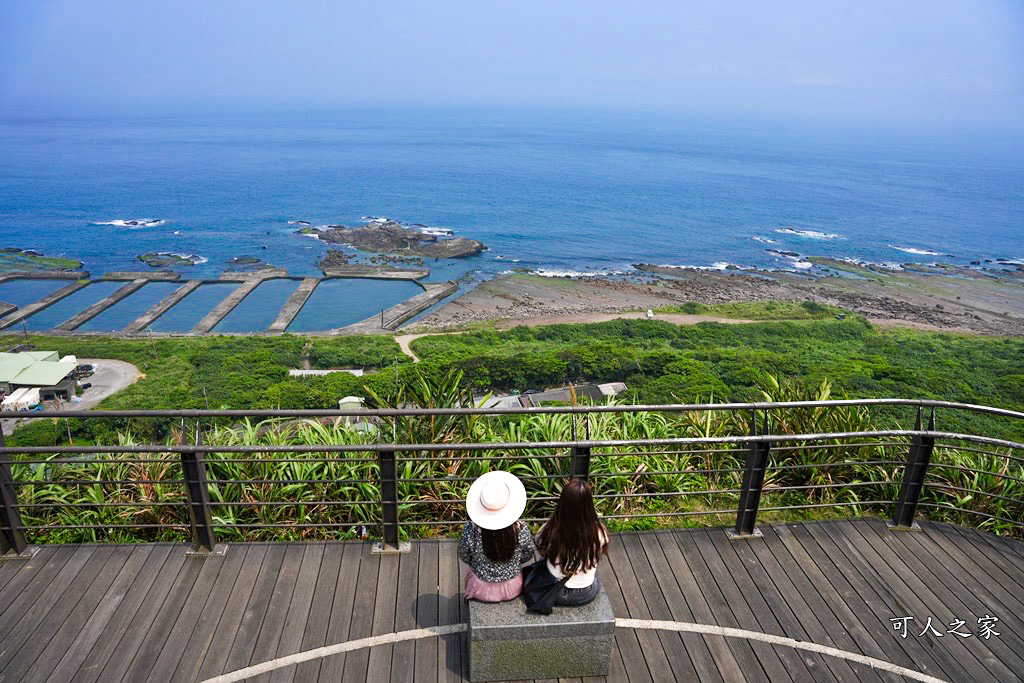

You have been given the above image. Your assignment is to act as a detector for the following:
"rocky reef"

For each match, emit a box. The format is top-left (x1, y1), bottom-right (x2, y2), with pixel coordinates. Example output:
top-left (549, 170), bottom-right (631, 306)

top-left (224, 256), bottom-right (276, 272)
top-left (138, 252), bottom-right (199, 268)
top-left (315, 220), bottom-right (485, 259)
top-left (0, 247), bottom-right (83, 272)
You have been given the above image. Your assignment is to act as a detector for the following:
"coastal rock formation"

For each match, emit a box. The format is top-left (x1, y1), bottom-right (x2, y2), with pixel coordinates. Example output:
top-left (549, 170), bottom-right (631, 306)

top-left (138, 252), bottom-right (198, 268)
top-left (0, 248), bottom-right (83, 272)
top-left (318, 249), bottom-right (354, 269)
top-left (318, 221), bottom-right (485, 259)
top-left (225, 256), bottom-right (276, 272)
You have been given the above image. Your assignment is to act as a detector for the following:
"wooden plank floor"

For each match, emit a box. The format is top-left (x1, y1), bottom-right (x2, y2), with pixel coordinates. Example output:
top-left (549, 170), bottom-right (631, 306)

top-left (0, 518), bottom-right (1021, 682)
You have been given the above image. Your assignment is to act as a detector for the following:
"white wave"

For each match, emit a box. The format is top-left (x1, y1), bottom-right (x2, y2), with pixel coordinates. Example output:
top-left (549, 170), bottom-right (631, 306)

top-left (889, 245), bottom-right (940, 256)
top-left (652, 262), bottom-right (746, 272)
top-left (751, 236), bottom-right (777, 244)
top-left (418, 227), bottom-right (454, 236)
top-left (533, 268), bottom-right (628, 277)
top-left (296, 232), bottom-right (321, 240)
top-left (94, 218), bottom-right (164, 228)
top-left (173, 231), bottom-right (181, 235)
top-left (361, 216), bottom-right (389, 224)
top-left (288, 220), bottom-right (312, 226)
top-left (775, 228), bottom-right (841, 240)
top-left (834, 257), bottom-right (903, 271)
top-left (793, 260), bottom-right (813, 269)
top-left (149, 252), bottom-right (207, 265)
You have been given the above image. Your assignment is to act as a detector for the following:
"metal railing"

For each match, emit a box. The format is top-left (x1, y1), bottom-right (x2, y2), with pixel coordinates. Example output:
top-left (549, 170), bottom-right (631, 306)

top-left (1, 398), bottom-right (1022, 557)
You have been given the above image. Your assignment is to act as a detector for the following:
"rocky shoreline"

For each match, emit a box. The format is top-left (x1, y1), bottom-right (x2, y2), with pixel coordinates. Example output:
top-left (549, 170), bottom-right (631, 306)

top-left (409, 263), bottom-right (1024, 337)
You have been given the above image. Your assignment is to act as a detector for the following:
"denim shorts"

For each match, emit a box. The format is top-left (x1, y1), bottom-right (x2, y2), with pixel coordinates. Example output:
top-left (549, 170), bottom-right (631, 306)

top-left (554, 572), bottom-right (601, 606)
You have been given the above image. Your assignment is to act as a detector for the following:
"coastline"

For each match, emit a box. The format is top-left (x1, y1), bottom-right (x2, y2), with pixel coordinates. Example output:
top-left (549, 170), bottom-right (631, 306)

top-left (409, 264), bottom-right (1024, 337)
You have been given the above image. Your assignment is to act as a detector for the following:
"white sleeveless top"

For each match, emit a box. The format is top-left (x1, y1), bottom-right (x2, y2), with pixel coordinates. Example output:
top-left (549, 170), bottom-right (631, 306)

top-left (542, 526), bottom-right (609, 589)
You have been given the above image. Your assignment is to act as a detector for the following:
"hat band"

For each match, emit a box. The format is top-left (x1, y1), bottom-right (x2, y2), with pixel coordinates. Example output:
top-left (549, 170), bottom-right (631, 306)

top-left (480, 482), bottom-right (510, 511)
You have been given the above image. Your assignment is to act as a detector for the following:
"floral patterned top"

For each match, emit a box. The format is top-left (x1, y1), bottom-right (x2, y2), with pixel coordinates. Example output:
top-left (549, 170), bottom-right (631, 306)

top-left (457, 521), bottom-right (535, 582)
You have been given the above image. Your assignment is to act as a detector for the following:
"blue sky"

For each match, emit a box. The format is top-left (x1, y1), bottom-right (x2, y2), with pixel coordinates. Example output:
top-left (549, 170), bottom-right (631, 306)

top-left (1, 1), bottom-right (1021, 126)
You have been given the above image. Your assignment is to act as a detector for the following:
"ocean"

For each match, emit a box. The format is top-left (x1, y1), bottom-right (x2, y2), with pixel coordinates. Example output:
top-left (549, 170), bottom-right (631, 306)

top-left (1, 108), bottom-right (1022, 331)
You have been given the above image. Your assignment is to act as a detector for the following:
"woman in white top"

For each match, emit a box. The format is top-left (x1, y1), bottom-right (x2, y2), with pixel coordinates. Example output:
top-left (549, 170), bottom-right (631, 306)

top-left (534, 478), bottom-right (609, 606)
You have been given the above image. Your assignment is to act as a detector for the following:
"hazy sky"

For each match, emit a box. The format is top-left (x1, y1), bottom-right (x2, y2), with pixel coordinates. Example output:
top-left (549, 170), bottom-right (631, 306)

top-left (1, 1), bottom-right (1021, 126)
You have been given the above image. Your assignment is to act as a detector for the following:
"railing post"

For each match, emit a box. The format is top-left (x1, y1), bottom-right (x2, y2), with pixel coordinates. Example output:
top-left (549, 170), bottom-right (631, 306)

top-left (889, 408), bottom-right (936, 530)
top-left (373, 448), bottom-right (408, 553)
top-left (570, 413), bottom-right (591, 480)
top-left (180, 421), bottom-right (224, 556)
top-left (728, 410), bottom-right (769, 539)
top-left (0, 430), bottom-right (33, 558)
top-left (570, 445), bottom-right (592, 481)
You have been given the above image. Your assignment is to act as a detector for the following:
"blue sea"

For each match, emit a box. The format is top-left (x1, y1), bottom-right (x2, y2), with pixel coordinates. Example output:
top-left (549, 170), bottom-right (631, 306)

top-left (1, 108), bottom-right (1022, 331)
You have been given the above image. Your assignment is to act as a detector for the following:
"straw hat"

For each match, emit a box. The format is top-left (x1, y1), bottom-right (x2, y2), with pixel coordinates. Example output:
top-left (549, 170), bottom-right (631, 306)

top-left (466, 471), bottom-right (527, 530)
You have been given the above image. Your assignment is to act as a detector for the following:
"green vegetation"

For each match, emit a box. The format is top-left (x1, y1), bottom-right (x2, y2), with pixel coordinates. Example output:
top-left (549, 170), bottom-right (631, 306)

top-left (654, 300), bottom-right (846, 320)
top-left (0, 249), bottom-right (83, 272)
top-left (8, 316), bottom-right (1024, 445)
top-left (410, 318), bottom-right (1024, 435)
top-left (11, 371), bottom-right (1022, 544)
top-left (5, 315), bottom-right (1023, 544)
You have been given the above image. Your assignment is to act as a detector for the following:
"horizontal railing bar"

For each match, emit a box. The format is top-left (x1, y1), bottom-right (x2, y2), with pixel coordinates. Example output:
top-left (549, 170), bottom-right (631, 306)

top-left (926, 462), bottom-right (1024, 486)
top-left (757, 500), bottom-right (891, 512)
top-left (917, 502), bottom-right (1024, 528)
top-left (207, 528), bottom-right (364, 532)
top-left (398, 497), bottom-right (560, 506)
top-left (17, 501), bottom-right (186, 508)
top-left (923, 482), bottom-right (1024, 506)
top-left (211, 500), bottom-right (378, 507)
top-left (12, 479), bottom-right (186, 486)
top-left (205, 479), bottom-right (378, 485)
top-left (399, 474), bottom-right (564, 484)
top-left (770, 441), bottom-right (903, 453)
top-left (590, 448), bottom-right (740, 457)
top-left (933, 445), bottom-right (1024, 466)
top-left (5, 397), bottom-right (1022, 419)
top-left (770, 460), bottom-right (903, 470)
top-left (10, 458), bottom-right (182, 465)
top-left (599, 510), bottom-right (737, 519)
top-left (204, 457), bottom-right (379, 464)
top-left (10, 429), bottom-right (1019, 456)
top-left (761, 481), bottom-right (893, 493)
top-left (593, 488), bottom-right (741, 499)
top-left (399, 454), bottom-right (568, 463)
top-left (590, 467), bottom-right (742, 476)
top-left (23, 523), bottom-right (186, 530)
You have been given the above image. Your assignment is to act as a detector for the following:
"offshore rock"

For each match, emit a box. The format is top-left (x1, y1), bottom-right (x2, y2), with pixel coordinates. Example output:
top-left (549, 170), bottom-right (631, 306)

top-left (318, 221), bottom-right (485, 259)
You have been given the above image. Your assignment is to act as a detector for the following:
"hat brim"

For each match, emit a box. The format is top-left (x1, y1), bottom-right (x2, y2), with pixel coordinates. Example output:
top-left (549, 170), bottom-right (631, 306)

top-left (466, 471), bottom-right (527, 530)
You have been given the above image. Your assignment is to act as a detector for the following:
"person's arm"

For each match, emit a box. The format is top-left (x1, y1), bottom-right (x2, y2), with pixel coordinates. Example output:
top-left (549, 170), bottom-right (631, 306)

top-left (458, 522), bottom-right (474, 565)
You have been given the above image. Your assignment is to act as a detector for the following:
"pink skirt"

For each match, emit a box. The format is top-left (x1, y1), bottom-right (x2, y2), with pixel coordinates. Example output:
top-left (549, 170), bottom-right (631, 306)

top-left (463, 569), bottom-right (523, 602)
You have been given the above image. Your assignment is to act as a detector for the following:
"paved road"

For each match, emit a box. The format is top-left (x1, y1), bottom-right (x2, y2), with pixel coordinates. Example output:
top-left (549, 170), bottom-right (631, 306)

top-left (1, 358), bottom-right (140, 434)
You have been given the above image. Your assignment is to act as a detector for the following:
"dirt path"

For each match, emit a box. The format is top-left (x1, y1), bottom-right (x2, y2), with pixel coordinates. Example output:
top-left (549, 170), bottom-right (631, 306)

top-left (394, 312), bottom-right (754, 363)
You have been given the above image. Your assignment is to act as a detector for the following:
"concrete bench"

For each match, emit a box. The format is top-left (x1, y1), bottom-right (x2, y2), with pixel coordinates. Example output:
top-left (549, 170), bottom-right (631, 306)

top-left (467, 585), bottom-right (615, 682)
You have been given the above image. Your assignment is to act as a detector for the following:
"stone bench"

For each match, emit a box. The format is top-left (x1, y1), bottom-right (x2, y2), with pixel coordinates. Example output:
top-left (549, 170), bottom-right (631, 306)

top-left (467, 585), bottom-right (615, 682)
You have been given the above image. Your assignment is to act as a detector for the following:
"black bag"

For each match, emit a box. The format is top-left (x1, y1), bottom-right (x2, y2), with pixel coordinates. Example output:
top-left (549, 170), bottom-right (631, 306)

top-left (521, 558), bottom-right (570, 615)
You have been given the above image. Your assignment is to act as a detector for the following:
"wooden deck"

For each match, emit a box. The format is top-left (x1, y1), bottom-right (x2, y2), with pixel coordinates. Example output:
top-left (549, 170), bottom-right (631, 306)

top-left (0, 517), bottom-right (1021, 682)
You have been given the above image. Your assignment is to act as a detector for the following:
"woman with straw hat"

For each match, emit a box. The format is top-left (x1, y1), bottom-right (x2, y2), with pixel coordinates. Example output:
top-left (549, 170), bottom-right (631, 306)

top-left (458, 470), bottom-right (535, 602)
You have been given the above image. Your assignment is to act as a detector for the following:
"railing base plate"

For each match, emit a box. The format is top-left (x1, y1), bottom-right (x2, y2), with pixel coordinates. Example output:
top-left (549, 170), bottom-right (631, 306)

top-left (885, 521), bottom-right (922, 531)
top-left (372, 541), bottom-right (411, 554)
top-left (186, 544), bottom-right (228, 557)
top-left (726, 528), bottom-right (763, 540)
top-left (0, 546), bottom-right (39, 561)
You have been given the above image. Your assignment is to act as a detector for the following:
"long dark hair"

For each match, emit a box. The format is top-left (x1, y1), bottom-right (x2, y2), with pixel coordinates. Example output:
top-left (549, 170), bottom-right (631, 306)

top-left (480, 523), bottom-right (518, 563)
top-left (535, 478), bottom-right (606, 574)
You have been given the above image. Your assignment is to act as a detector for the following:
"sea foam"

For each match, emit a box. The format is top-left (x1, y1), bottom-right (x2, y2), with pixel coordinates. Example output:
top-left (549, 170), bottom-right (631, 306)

top-left (94, 219), bottom-right (164, 228)
top-left (889, 245), bottom-right (940, 256)
top-left (775, 228), bottom-right (841, 240)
